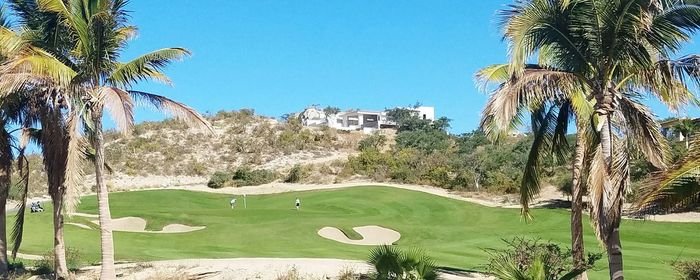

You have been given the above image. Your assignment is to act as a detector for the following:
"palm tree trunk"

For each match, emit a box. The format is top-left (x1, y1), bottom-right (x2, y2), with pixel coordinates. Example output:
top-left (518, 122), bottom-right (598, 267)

top-left (595, 89), bottom-right (624, 280)
top-left (571, 132), bottom-right (587, 280)
top-left (0, 194), bottom-right (6, 278)
top-left (39, 107), bottom-right (70, 279)
top-left (607, 227), bottom-right (624, 280)
top-left (92, 109), bottom-right (116, 280)
top-left (51, 194), bottom-right (68, 280)
top-left (0, 126), bottom-right (11, 277)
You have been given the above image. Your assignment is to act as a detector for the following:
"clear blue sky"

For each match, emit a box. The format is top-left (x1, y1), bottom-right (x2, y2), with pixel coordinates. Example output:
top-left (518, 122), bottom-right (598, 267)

top-left (116, 1), bottom-right (699, 133)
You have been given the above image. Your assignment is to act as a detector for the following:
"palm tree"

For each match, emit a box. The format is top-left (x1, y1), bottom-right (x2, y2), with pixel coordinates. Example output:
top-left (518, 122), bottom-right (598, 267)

top-left (0, 2), bottom-right (81, 277)
top-left (0, 7), bottom-right (17, 276)
top-left (634, 134), bottom-right (700, 215)
top-left (483, 1), bottom-right (700, 278)
top-left (0, 1), bottom-right (213, 279)
top-left (477, 63), bottom-right (594, 278)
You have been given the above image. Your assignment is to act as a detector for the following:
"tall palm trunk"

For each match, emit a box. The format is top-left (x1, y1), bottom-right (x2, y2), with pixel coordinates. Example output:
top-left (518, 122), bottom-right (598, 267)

top-left (595, 88), bottom-right (623, 280)
top-left (571, 131), bottom-right (587, 280)
top-left (91, 108), bottom-right (116, 280)
top-left (0, 126), bottom-right (12, 277)
top-left (39, 107), bottom-right (69, 280)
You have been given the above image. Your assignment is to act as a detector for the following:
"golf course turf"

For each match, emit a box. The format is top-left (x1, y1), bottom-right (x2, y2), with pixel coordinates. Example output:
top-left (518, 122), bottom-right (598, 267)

top-left (14, 186), bottom-right (700, 278)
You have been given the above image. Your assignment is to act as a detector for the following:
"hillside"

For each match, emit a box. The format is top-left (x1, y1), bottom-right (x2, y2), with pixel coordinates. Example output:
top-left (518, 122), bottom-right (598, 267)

top-left (17, 110), bottom-right (369, 197)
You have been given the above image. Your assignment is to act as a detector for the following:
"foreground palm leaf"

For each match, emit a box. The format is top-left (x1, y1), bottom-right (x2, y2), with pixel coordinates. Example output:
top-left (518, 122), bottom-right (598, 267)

top-left (634, 135), bottom-right (700, 214)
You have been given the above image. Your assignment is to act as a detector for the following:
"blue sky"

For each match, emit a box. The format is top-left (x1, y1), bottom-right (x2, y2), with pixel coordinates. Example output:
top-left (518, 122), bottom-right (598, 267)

top-left (117, 1), bottom-right (699, 133)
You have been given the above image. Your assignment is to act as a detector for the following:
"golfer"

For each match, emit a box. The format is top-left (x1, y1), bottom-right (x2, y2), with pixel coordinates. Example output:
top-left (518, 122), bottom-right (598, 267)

top-left (230, 197), bottom-right (237, 209)
top-left (295, 198), bottom-right (301, 210)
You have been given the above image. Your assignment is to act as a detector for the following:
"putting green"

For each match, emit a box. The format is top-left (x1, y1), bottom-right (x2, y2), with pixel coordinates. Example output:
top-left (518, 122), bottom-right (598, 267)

top-left (14, 186), bottom-right (700, 279)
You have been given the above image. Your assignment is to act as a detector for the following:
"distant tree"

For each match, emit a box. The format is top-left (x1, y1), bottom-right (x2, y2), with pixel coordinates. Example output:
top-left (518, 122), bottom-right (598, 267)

top-left (674, 119), bottom-right (698, 149)
top-left (358, 133), bottom-right (387, 151)
top-left (323, 106), bottom-right (341, 116)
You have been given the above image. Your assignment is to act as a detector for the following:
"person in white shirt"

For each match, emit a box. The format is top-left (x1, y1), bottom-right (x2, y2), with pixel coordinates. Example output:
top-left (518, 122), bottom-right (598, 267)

top-left (230, 197), bottom-right (237, 209)
top-left (295, 198), bottom-right (301, 210)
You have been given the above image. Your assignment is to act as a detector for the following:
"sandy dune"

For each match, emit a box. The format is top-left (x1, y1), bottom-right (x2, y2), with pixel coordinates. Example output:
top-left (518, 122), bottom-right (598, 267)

top-left (318, 225), bottom-right (401, 246)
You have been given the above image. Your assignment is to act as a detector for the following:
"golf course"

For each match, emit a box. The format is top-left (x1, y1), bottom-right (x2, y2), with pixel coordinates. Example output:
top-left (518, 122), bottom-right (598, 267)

top-left (14, 186), bottom-right (700, 279)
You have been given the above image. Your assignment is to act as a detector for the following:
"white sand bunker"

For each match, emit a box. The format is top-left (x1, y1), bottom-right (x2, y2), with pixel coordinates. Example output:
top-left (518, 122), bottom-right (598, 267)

top-left (88, 217), bottom-right (205, 234)
top-left (318, 225), bottom-right (400, 246)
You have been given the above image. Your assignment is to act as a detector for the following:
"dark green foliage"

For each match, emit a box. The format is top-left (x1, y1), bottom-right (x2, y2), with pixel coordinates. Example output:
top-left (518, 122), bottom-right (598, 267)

top-left (232, 167), bottom-right (278, 186)
top-left (673, 260), bottom-right (700, 280)
top-left (485, 238), bottom-right (601, 280)
top-left (285, 165), bottom-right (309, 183)
top-left (358, 134), bottom-right (387, 151)
top-left (395, 130), bottom-right (450, 153)
top-left (345, 131), bottom-right (547, 192)
top-left (207, 167), bottom-right (279, 188)
top-left (323, 106), bottom-right (341, 116)
top-left (367, 245), bottom-right (439, 280)
top-left (207, 171), bottom-right (230, 189)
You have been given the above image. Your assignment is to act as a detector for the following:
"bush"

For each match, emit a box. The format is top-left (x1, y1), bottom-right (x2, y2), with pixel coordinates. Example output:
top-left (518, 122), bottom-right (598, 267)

top-left (208, 171), bottom-right (230, 189)
top-left (674, 260), bottom-right (700, 280)
top-left (358, 133), bottom-right (387, 151)
top-left (232, 167), bottom-right (278, 186)
top-left (485, 237), bottom-right (601, 280)
top-left (285, 165), bottom-right (309, 183)
top-left (35, 248), bottom-right (83, 275)
top-left (276, 267), bottom-right (302, 280)
top-left (367, 245), bottom-right (439, 280)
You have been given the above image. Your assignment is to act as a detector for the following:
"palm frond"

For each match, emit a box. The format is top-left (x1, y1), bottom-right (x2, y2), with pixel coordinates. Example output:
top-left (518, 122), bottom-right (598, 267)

top-left (521, 103), bottom-right (569, 218)
top-left (634, 134), bottom-right (700, 214)
top-left (11, 146), bottom-right (29, 260)
top-left (618, 95), bottom-right (669, 169)
top-left (107, 48), bottom-right (191, 88)
top-left (64, 110), bottom-right (85, 213)
top-left (480, 68), bottom-right (583, 141)
top-left (129, 90), bottom-right (213, 133)
top-left (99, 87), bottom-right (134, 133)
top-left (588, 134), bottom-right (628, 244)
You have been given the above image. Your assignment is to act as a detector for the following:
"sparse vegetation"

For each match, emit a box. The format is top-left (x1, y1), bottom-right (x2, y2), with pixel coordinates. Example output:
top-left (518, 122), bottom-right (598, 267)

top-left (673, 260), bottom-right (700, 280)
top-left (34, 248), bottom-right (83, 275)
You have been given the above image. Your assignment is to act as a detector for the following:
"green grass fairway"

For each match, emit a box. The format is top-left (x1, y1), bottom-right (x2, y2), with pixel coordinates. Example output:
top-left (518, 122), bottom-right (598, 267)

top-left (15, 186), bottom-right (700, 278)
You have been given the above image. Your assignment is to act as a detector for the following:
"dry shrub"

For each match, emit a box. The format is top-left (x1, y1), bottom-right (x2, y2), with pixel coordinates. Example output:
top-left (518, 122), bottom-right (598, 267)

top-left (276, 267), bottom-right (302, 280)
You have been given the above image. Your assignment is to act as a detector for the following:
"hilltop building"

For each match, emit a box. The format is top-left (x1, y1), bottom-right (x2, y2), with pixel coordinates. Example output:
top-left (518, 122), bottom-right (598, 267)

top-left (300, 106), bottom-right (436, 133)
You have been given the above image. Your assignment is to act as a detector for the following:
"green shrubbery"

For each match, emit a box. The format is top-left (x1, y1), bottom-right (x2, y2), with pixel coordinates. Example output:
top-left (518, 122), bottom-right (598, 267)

top-left (207, 171), bottom-right (230, 189)
top-left (358, 133), bottom-right (387, 151)
top-left (285, 165), bottom-right (309, 183)
top-left (35, 248), bottom-right (83, 274)
top-left (673, 260), bottom-right (700, 280)
top-left (367, 245), bottom-right (439, 280)
top-left (207, 167), bottom-right (279, 188)
top-left (485, 238), bottom-right (600, 280)
top-left (344, 126), bottom-right (542, 192)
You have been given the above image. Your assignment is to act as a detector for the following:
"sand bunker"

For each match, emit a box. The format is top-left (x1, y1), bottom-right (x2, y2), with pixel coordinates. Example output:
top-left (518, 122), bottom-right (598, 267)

top-left (80, 216), bottom-right (204, 234)
top-left (318, 225), bottom-right (400, 245)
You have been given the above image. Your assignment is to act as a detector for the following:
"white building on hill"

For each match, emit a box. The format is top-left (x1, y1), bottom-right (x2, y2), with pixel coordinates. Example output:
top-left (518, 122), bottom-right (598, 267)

top-left (300, 106), bottom-right (436, 133)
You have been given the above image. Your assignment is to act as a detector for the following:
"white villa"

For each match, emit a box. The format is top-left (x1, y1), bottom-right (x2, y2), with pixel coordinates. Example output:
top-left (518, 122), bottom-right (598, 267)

top-left (300, 106), bottom-right (436, 133)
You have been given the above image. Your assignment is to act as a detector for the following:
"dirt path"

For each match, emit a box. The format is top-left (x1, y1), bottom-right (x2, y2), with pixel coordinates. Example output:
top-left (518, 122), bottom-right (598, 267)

top-left (71, 258), bottom-right (492, 280)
